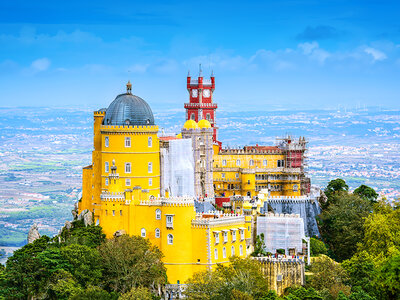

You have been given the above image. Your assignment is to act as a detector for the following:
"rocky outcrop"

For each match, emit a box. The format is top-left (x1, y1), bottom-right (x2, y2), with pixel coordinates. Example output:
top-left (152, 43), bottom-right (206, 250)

top-left (27, 223), bottom-right (41, 244)
top-left (77, 209), bottom-right (93, 226)
top-left (71, 202), bottom-right (79, 220)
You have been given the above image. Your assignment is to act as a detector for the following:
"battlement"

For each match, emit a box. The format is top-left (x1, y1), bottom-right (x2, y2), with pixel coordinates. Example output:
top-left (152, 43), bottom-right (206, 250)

top-left (219, 148), bottom-right (283, 155)
top-left (94, 111), bottom-right (106, 116)
top-left (253, 256), bottom-right (305, 264)
top-left (263, 195), bottom-right (312, 203)
top-left (101, 125), bottom-right (159, 133)
top-left (184, 102), bottom-right (218, 108)
top-left (265, 212), bottom-right (301, 218)
top-left (192, 212), bottom-right (245, 227)
top-left (100, 191), bottom-right (125, 201)
top-left (139, 196), bottom-right (195, 207)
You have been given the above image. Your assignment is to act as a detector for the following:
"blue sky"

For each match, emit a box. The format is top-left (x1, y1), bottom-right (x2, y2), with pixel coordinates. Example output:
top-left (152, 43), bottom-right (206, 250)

top-left (0, 0), bottom-right (399, 111)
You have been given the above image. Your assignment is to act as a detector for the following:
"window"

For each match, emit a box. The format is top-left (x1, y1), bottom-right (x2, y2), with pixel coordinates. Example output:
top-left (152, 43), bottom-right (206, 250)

top-left (239, 245), bottom-right (243, 256)
top-left (105, 178), bottom-right (109, 186)
top-left (223, 247), bottom-right (226, 258)
top-left (125, 163), bottom-right (131, 173)
top-left (223, 231), bottom-right (228, 243)
top-left (156, 209), bottom-right (161, 220)
top-left (293, 184), bottom-right (298, 192)
top-left (277, 160), bottom-right (281, 167)
top-left (236, 173), bottom-right (239, 179)
top-left (206, 113), bottom-right (211, 121)
top-left (105, 162), bottom-right (109, 173)
top-left (232, 230), bottom-right (236, 242)
top-left (231, 246), bottom-right (235, 256)
top-left (167, 234), bottom-right (173, 245)
top-left (105, 136), bottom-right (109, 147)
top-left (240, 230), bottom-right (245, 240)
top-left (112, 210), bottom-right (115, 216)
top-left (222, 159), bottom-right (227, 166)
top-left (263, 159), bottom-right (268, 166)
top-left (105, 210), bottom-right (108, 216)
top-left (148, 162), bottom-right (153, 173)
top-left (149, 178), bottom-right (153, 186)
top-left (191, 113), bottom-right (195, 120)
top-left (120, 210), bottom-right (122, 216)
top-left (125, 137), bottom-right (131, 147)
top-left (236, 159), bottom-right (241, 166)
top-left (155, 228), bottom-right (160, 238)
top-left (148, 137), bottom-right (152, 148)
top-left (221, 173), bottom-right (225, 179)
top-left (249, 159), bottom-right (254, 166)
top-left (125, 178), bottom-right (131, 186)
top-left (215, 232), bottom-right (220, 244)
top-left (141, 228), bottom-right (146, 237)
top-left (214, 248), bottom-right (218, 259)
top-left (166, 215), bottom-right (174, 228)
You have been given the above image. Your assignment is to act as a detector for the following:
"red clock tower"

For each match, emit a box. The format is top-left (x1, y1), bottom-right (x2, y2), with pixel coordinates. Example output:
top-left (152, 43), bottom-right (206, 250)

top-left (184, 68), bottom-right (219, 142)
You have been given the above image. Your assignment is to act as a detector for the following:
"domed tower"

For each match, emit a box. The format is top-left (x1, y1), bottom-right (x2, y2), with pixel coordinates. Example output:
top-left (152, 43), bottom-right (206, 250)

top-left (79, 82), bottom-right (160, 224)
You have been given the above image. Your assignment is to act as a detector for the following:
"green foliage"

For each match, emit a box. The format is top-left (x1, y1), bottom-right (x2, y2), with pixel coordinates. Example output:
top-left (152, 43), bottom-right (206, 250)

top-left (185, 257), bottom-right (270, 300)
top-left (59, 220), bottom-right (106, 248)
top-left (319, 193), bottom-right (372, 261)
top-left (375, 252), bottom-right (400, 299)
top-left (353, 185), bottom-right (378, 203)
top-left (308, 255), bottom-right (350, 299)
top-left (324, 179), bottom-right (349, 207)
top-left (252, 233), bottom-right (267, 257)
top-left (282, 286), bottom-right (323, 300)
top-left (119, 286), bottom-right (153, 300)
top-left (98, 234), bottom-right (166, 294)
top-left (341, 251), bottom-right (376, 297)
top-left (310, 237), bottom-right (328, 256)
top-left (70, 286), bottom-right (119, 300)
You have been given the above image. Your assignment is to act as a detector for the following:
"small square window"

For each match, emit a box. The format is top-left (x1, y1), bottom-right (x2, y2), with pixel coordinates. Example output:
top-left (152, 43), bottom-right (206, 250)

top-left (105, 178), bottom-right (109, 186)
top-left (125, 137), bottom-right (131, 147)
top-left (125, 163), bottom-right (131, 173)
top-left (125, 178), bottom-right (131, 186)
top-left (236, 159), bottom-right (241, 166)
top-left (222, 159), bottom-right (227, 166)
top-left (105, 136), bottom-right (109, 147)
top-left (149, 178), bottom-right (153, 186)
top-left (166, 215), bottom-right (174, 228)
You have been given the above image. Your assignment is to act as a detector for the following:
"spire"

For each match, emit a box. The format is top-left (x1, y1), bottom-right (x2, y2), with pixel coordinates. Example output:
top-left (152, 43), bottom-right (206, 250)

top-left (211, 69), bottom-right (214, 77)
top-left (199, 63), bottom-right (202, 77)
top-left (126, 81), bottom-right (132, 94)
top-left (187, 70), bottom-right (190, 77)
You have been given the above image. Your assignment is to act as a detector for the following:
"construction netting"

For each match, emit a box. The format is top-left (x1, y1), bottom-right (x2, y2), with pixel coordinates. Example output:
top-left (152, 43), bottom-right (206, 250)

top-left (257, 214), bottom-right (305, 254)
top-left (161, 138), bottom-right (195, 197)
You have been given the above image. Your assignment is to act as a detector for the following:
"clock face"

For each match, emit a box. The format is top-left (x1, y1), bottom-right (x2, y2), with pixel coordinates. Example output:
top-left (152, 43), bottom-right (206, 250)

top-left (203, 89), bottom-right (210, 98)
top-left (192, 89), bottom-right (198, 97)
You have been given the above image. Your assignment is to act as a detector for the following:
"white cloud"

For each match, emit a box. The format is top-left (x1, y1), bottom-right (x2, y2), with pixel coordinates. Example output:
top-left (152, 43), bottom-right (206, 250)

top-left (298, 42), bottom-right (319, 55)
top-left (298, 42), bottom-right (330, 64)
top-left (364, 47), bottom-right (387, 61)
top-left (31, 58), bottom-right (50, 72)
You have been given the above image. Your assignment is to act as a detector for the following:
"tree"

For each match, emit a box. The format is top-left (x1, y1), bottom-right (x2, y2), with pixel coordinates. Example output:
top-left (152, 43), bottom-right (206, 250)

top-left (59, 220), bottom-right (106, 248)
top-left (324, 179), bottom-right (349, 206)
top-left (319, 193), bottom-right (372, 261)
top-left (282, 286), bottom-right (323, 300)
top-left (185, 257), bottom-right (270, 300)
top-left (308, 255), bottom-right (350, 299)
top-left (353, 185), bottom-right (378, 203)
top-left (70, 286), bottom-right (118, 300)
top-left (375, 252), bottom-right (400, 299)
top-left (310, 237), bottom-right (328, 256)
top-left (98, 234), bottom-right (166, 294)
top-left (341, 251), bottom-right (376, 297)
top-left (119, 286), bottom-right (153, 300)
top-left (252, 233), bottom-right (267, 257)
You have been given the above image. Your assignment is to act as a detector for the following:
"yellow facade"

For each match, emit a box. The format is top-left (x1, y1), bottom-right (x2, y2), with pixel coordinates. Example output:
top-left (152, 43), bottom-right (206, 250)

top-left (79, 96), bottom-right (250, 284)
top-left (213, 151), bottom-right (302, 198)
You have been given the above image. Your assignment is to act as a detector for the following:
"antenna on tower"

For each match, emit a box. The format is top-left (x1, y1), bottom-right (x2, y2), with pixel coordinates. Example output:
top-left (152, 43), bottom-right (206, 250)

top-left (187, 70), bottom-right (190, 77)
top-left (211, 69), bottom-right (214, 77)
top-left (199, 63), bottom-right (202, 76)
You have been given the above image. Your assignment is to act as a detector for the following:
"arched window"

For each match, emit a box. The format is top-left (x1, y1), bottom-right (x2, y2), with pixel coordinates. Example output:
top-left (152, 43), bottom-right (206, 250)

top-left (167, 234), bottom-right (173, 245)
top-left (222, 159), bottom-right (227, 166)
top-left (236, 159), bottom-right (241, 166)
top-left (155, 209), bottom-right (161, 220)
top-left (206, 113), bottom-right (211, 121)
top-left (190, 113), bottom-right (195, 120)
top-left (223, 247), bottom-right (226, 258)
top-left (125, 137), bottom-right (131, 147)
top-left (148, 137), bottom-right (152, 148)
top-left (249, 159), bottom-right (254, 166)
top-left (125, 163), bottom-right (131, 173)
top-left (231, 246), bottom-right (235, 256)
top-left (105, 161), bottom-right (109, 173)
top-left (105, 136), bottom-right (109, 147)
top-left (155, 228), bottom-right (160, 238)
top-left (263, 159), bottom-right (267, 166)
top-left (148, 162), bottom-right (153, 173)
top-left (214, 248), bottom-right (218, 259)
top-left (141, 228), bottom-right (146, 237)
top-left (239, 245), bottom-right (243, 256)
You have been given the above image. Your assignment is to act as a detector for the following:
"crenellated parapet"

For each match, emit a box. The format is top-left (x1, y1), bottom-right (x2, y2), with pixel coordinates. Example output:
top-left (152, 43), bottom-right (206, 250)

top-left (100, 191), bottom-right (125, 201)
top-left (219, 148), bottom-right (283, 155)
top-left (100, 125), bottom-right (159, 134)
top-left (191, 213), bottom-right (245, 228)
top-left (264, 195), bottom-right (313, 203)
top-left (139, 196), bottom-right (195, 207)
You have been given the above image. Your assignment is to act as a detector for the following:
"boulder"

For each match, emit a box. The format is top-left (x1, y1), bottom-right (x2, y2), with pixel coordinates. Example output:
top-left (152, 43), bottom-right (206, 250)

top-left (77, 209), bottom-right (93, 226)
top-left (27, 223), bottom-right (40, 244)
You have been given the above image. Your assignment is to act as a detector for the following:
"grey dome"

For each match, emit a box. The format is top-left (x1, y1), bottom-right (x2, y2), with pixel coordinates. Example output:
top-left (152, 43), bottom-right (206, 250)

top-left (102, 93), bottom-right (155, 126)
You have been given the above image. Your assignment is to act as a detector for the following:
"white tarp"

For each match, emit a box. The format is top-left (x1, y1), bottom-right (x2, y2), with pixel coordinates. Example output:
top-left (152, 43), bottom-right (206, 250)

top-left (257, 214), bottom-right (305, 254)
top-left (161, 139), bottom-right (195, 197)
